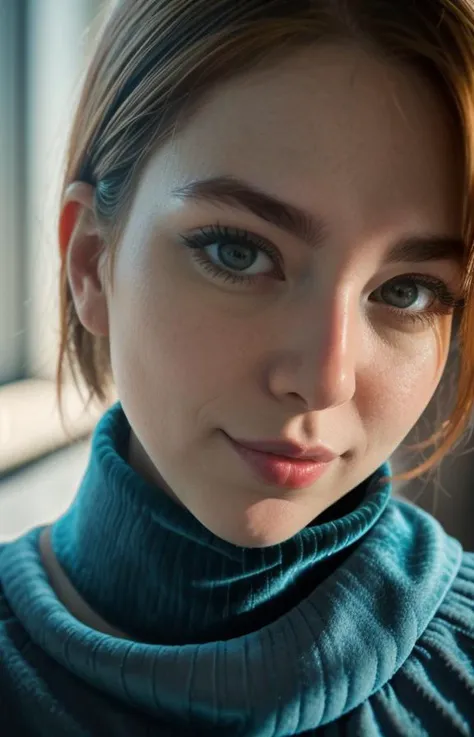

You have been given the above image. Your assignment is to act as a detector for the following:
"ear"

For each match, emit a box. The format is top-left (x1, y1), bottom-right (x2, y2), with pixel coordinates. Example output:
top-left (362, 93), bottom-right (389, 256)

top-left (59, 182), bottom-right (109, 338)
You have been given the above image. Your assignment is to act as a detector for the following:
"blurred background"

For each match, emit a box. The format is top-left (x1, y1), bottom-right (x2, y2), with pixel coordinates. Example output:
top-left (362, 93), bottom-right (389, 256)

top-left (0, 0), bottom-right (473, 549)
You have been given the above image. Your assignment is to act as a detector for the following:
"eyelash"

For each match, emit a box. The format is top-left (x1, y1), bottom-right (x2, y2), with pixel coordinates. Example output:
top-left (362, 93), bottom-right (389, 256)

top-left (180, 224), bottom-right (464, 328)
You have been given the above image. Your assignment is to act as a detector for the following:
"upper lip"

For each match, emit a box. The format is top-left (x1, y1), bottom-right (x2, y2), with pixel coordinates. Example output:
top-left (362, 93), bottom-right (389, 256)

top-left (229, 436), bottom-right (338, 462)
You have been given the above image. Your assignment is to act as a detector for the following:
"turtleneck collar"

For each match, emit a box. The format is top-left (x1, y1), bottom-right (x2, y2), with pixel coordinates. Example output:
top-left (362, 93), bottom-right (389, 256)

top-left (2, 401), bottom-right (463, 733)
top-left (49, 401), bottom-right (391, 645)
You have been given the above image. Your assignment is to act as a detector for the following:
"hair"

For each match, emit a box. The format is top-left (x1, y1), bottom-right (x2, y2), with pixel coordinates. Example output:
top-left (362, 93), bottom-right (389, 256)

top-left (56, 0), bottom-right (474, 486)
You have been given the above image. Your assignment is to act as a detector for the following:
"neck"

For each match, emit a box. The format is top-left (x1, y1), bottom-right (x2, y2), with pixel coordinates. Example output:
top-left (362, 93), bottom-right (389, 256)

top-left (50, 402), bottom-right (392, 645)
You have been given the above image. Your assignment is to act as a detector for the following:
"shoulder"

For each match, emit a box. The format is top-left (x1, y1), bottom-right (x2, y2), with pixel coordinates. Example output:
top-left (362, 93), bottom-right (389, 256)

top-left (377, 550), bottom-right (474, 733)
top-left (427, 549), bottom-right (474, 653)
top-left (0, 541), bottom-right (34, 730)
top-left (0, 542), bottom-right (15, 623)
top-left (0, 538), bottom-right (31, 659)
top-left (445, 549), bottom-right (474, 615)
top-left (423, 548), bottom-right (474, 653)
top-left (0, 535), bottom-right (72, 735)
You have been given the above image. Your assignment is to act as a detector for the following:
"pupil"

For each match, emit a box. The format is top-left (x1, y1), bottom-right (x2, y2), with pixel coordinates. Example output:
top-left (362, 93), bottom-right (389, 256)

top-left (219, 243), bottom-right (255, 271)
top-left (382, 280), bottom-right (418, 308)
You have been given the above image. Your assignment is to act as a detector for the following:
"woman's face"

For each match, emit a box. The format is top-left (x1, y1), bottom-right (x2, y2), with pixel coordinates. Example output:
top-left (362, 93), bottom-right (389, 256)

top-left (66, 44), bottom-right (464, 547)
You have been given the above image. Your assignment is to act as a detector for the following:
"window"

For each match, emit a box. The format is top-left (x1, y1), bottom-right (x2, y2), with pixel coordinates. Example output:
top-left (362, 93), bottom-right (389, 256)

top-left (0, 0), bottom-right (25, 385)
top-left (0, 0), bottom-right (103, 389)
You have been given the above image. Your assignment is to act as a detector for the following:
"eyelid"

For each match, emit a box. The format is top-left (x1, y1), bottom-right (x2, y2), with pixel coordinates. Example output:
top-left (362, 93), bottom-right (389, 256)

top-left (378, 271), bottom-right (463, 302)
top-left (181, 223), bottom-right (285, 271)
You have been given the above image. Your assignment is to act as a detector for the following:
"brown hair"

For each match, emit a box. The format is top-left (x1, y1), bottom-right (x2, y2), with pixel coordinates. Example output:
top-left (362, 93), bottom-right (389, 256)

top-left (56, 0), bottom-right (474, 484)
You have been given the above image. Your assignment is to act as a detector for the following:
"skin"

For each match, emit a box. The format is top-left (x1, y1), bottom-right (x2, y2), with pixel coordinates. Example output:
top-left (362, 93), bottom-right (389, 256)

top-left (60, 44), bottom-right (463, 548)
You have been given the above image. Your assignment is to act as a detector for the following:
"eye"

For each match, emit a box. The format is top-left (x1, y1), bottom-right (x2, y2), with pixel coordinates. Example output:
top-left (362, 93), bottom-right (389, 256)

top-left (179, 225), bottom-right (464, 328)
top-left (369, 274), bottom-right (463, 328)
top-left (180, 224), bottom-right (285, 285)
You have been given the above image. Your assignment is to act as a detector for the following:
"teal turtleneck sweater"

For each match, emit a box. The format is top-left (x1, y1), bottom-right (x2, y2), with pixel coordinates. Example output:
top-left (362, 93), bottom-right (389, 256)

top-left (0, 401), bottom-right (473, 736)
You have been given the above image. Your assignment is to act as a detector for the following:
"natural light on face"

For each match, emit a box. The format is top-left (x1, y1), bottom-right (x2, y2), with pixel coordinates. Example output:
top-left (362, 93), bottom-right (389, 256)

top-left (105, 43), bottom-right (464, 547)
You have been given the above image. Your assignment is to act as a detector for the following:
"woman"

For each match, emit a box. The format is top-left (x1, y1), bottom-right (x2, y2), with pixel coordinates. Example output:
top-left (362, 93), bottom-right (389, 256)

top-left (0, 0), bottom-right (473, 734)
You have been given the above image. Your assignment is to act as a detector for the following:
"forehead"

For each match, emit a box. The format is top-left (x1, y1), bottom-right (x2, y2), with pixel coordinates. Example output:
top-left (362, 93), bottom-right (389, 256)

top-left (139, 43), bottom-right (462, 243)
top-left (129, 46), bottom-right (463, 262)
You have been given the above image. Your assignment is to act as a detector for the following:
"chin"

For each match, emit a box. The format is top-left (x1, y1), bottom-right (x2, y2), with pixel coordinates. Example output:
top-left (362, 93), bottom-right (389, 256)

top-left (205, 501), bottom-right (308, 549)
top-left (217, 528), bottom-right (298, 549)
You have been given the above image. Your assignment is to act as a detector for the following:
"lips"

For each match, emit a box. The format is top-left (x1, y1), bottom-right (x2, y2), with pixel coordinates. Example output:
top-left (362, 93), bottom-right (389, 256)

top-left (230, 438), bottom-right (337, 463)
top-left (225, 435), bottom-right (336, 490)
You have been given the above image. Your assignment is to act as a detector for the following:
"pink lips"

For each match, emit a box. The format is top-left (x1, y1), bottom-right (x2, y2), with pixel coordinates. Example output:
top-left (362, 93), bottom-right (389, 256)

top-left (226, 436), bottom-right (336, 490)
top-left (232, 438), bottom-right (337, 463)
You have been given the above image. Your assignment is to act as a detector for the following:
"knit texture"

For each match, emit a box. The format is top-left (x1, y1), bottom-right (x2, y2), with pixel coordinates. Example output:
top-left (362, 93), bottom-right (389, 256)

top-left (0, 401), bottom-right (473, 736)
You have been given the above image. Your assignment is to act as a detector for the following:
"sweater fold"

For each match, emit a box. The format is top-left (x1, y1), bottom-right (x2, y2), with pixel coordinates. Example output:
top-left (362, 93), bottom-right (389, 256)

top-left (48, 401), bottom-right (391, 645)
top-left (0, 400), bottom-right (472, 736)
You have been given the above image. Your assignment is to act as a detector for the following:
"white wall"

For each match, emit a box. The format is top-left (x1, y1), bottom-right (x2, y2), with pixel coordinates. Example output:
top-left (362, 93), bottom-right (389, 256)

top-left (25, 0), bottom-right (105, 380)
top-left (0, 1), bottom-right (23, 384)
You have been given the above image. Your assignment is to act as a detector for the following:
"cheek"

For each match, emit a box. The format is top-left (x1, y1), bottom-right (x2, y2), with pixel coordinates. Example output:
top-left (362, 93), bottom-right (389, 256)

top-left (111, 262), bottom-right (256, 406)
top-left (361, 328), bottom-right (449, 439)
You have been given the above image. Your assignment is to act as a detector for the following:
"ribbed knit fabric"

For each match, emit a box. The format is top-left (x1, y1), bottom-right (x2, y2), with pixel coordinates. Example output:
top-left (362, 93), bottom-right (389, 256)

top-left (0, 401), bottom-right (473, 737)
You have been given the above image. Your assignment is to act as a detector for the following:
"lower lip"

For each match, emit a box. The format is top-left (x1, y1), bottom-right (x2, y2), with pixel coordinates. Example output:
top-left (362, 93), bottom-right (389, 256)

top-left (227, 437), bottom-right (334, 490)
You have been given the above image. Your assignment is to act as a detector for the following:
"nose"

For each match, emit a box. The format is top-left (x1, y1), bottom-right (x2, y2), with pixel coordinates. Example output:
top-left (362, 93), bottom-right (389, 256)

top-left (267, 291), bottom-right (358, 411)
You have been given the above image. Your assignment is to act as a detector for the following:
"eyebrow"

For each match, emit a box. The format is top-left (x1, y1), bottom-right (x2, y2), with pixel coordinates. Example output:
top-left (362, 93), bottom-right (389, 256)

top-left (172, 175), bottom-right (465, 266)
